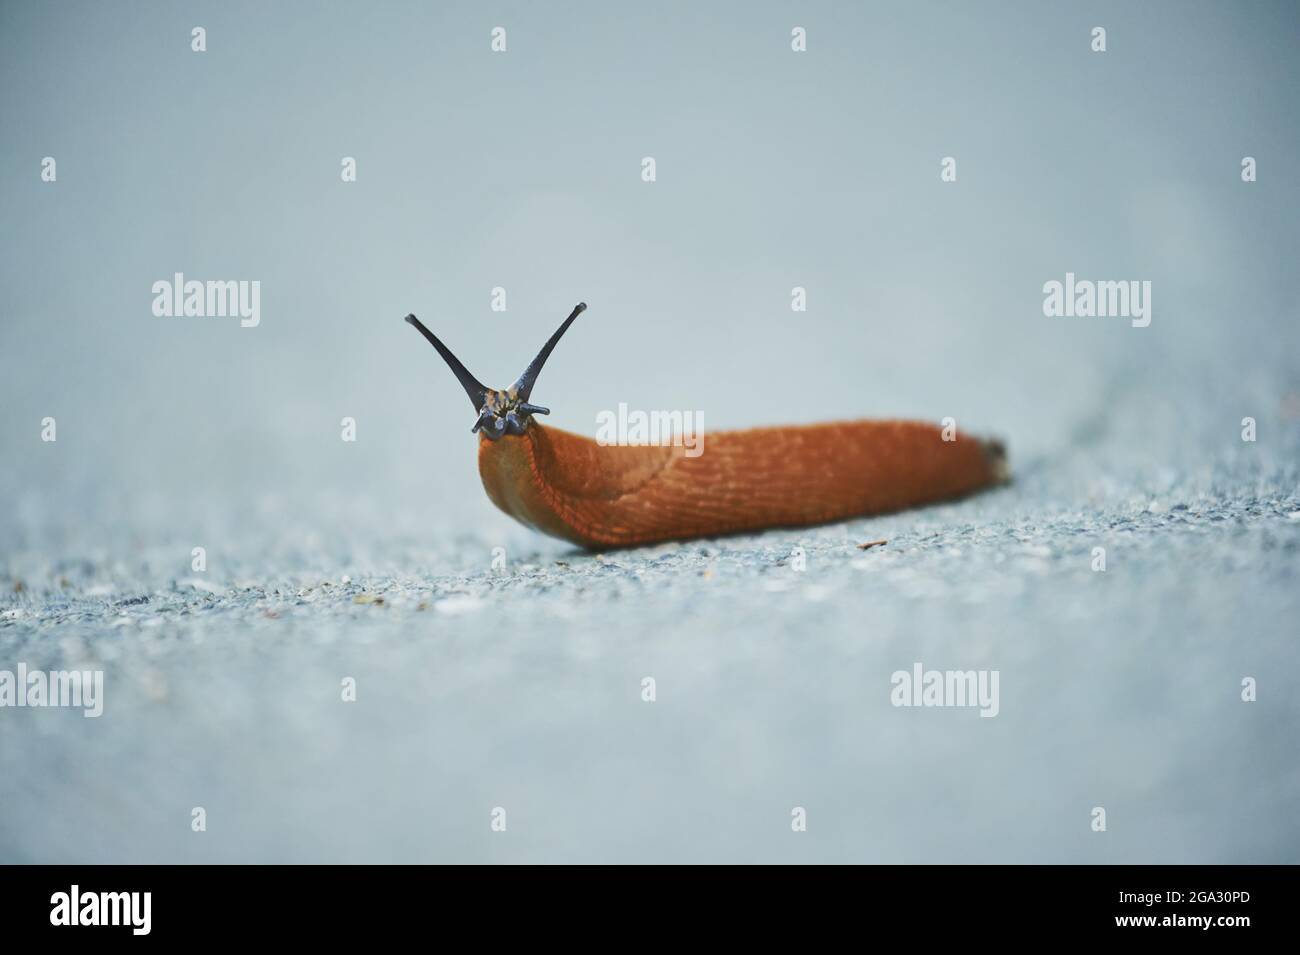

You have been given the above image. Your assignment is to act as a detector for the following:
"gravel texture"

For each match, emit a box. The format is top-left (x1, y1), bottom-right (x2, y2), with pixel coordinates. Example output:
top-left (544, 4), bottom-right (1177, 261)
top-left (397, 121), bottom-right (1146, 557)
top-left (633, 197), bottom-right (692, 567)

top-left (3, 431), bottom-right (1298, 863)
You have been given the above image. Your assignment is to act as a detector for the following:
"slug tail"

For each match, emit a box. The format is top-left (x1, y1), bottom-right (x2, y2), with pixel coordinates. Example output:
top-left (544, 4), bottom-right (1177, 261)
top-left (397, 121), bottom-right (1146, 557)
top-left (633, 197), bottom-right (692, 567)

top-left (980, 437), bottom-right (1011, 485)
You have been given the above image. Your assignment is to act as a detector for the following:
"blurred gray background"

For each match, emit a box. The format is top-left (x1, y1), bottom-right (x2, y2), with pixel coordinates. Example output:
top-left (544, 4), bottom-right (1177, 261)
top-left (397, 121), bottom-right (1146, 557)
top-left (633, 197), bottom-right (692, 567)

top-left (2, 0), bottom-right (1298, 863)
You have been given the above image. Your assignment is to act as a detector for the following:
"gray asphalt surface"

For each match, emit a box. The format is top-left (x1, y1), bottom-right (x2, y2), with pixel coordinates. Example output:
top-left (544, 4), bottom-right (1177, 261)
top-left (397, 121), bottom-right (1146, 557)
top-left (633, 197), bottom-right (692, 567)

top-left (3, 414), bottom-right (1298, 863)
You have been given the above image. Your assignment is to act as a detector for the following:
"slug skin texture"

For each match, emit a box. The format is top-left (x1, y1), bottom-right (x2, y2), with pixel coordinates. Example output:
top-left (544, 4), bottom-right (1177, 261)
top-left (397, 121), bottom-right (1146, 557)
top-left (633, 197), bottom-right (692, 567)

top-left (478, 419), bottom-right (1008, 549)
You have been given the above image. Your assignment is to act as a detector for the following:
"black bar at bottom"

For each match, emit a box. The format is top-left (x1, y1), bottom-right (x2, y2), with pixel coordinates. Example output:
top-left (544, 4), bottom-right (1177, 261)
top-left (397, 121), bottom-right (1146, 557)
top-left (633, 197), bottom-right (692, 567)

top-left (0, 864), bottom-right (1288, 940)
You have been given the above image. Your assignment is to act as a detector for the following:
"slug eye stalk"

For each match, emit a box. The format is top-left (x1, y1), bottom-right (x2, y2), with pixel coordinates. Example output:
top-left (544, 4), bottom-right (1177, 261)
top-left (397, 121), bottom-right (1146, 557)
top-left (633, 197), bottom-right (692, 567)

top-left (404, 302), bottom-right (587, 439)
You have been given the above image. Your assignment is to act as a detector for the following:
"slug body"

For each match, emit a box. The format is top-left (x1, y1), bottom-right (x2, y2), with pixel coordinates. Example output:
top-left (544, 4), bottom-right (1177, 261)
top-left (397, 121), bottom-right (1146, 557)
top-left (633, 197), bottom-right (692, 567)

top-left (405, 303), bottom-right (1008, 550)
top-left (478, 420), bottom-right (1005, 549)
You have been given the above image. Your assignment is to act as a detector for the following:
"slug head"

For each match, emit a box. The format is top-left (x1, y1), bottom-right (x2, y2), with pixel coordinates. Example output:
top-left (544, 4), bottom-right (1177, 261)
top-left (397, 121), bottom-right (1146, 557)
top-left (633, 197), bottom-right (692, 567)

top-left (404, 302), bottom-right (587, 440)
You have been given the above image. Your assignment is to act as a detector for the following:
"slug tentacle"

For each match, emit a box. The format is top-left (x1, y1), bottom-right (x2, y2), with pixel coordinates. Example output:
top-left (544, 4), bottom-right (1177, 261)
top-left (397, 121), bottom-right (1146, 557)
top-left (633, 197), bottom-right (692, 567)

top-left (406, 303), bottom-right (585, 437)
top-left (512, 302), bottom-right (586, 401)
top-left (403, 314), bottom-right (488, 413)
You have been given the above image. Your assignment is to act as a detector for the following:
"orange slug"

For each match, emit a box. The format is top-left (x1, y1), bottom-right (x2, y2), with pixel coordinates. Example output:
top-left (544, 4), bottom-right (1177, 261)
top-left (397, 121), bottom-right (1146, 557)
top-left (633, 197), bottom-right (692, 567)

top-left (405, 303), bottom-right (1007, 549)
